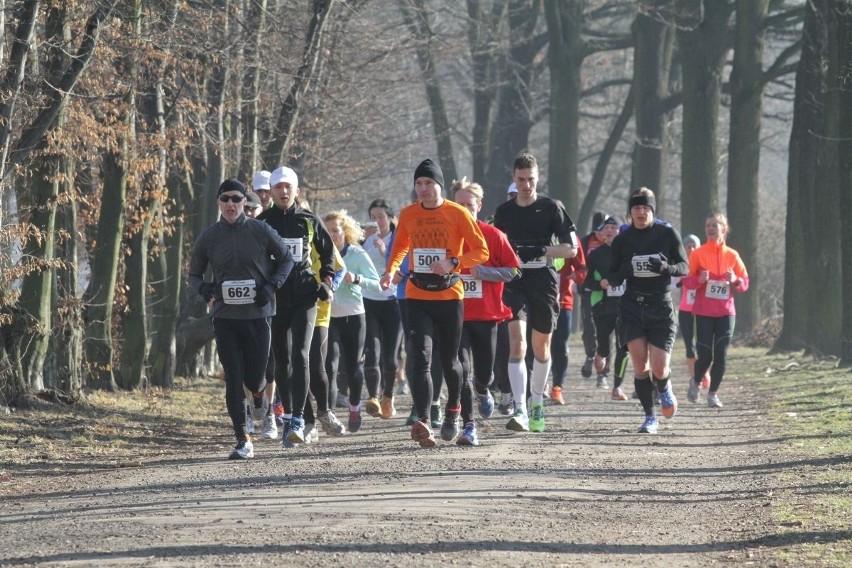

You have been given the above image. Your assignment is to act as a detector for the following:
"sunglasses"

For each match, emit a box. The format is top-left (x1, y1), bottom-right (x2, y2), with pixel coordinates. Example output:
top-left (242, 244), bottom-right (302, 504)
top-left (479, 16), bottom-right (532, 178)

top-left (218, 194), bottom-right (245, 203)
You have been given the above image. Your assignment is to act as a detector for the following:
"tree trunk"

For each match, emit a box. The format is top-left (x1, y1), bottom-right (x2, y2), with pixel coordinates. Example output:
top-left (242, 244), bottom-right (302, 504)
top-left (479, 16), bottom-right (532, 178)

top-left (726, 0), bottom-right (769, 335)
top-left (544, 0), bottom-right (583, 215)
top-left (677, 0), bottom-right (733, 236)
top-left (631, 2), bottom-right (674, 211)
top-left (775, 0), bottom-right (832, 353)
top-left (398, 0), bottom-right (457, 183)
top-left (838, 0), bottom-right (852, 365)
top-left (55, 160), bottom-right (83, 394)
top-left (239, 0), bottom-right (267, 179)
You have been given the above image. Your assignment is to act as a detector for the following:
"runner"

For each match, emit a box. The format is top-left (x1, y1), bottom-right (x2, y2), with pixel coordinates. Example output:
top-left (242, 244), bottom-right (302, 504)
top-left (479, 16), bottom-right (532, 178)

top-left (380, 159), bottom-right (488, 447)
top-left (323, 210), bottom-right (382, 433)
top-left (188, 178), bottom-right (294, 459)
top-left (251, 170), bottom-right (273, 210)
top-left (361, 199), bottom-right (403, 419)
top-left (579, 212), bottom-right (610, 379)
top-left (451, 177), bottom-right (520, 445)
top-left (675, 234), bottom-right (707, 391)
top-left (681, 213), bottom-right (749, 408)
top-left (583, 216), bottom-right (631, 400)
top-left (607, 187), bottom-right (689, 434)
top-left (493, 152), bottom-right (579, 433)
top-left (258, 166), bottom-right (336, 446)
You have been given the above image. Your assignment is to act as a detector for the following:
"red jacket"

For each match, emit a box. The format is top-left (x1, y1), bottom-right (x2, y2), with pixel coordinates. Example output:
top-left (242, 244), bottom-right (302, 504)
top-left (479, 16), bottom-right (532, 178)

top-left (557, 242), bottom-right (587, 310)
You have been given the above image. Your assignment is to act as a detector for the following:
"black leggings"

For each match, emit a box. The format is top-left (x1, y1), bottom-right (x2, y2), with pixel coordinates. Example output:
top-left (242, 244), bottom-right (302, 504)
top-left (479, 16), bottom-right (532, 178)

top-left (328, 314), bottom-right (366, 407)
top-left (459, 320), bottom-right (497, 424)
top-left (679, 309), bottom-right (696, 359)
top-left (214, 317), bottom-right (270, 441)
top-left (580, 292), bottom-right (596, 359)
top-left (493, 320), bottom-right (510, 393)
top-left (406, 299), bottom-right (464, 421)
top-left (363, 298), bottom-right (403, 399)
top-left (271, 303), bottom-right (316, 419)
top-left (694, 315), bottom-right (735, 392)
top-left (593, 310), bottom-right (629, 388)
top-left (304, 325), bottom-right (330, 425)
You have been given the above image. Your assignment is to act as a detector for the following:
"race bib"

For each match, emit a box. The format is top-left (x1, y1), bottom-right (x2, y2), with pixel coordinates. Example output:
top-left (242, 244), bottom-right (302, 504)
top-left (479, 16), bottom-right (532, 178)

top-left (283, 238), bottom-right (303, 262)
top-left (686, 289), bottom-right (696, 305)
top-left (607, 282), bottom-right (625, 297)
top-left (461, 275), bottom-right (483, 299)
top-left (631, 254), bottom-right (661, 278)
top-left (412, 248), bottom-right (446, 274)
top-left (519, 257), bottom-right (546, 269)
top-left (705, 279), bottom-right (730, 300)
top-left (222, 279), bottom-right (256, 305)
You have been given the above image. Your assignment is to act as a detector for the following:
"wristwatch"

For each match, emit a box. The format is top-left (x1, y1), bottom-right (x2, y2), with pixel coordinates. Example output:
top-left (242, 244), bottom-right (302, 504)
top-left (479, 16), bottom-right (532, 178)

top-left (450, 257), bottom-right (460, 268)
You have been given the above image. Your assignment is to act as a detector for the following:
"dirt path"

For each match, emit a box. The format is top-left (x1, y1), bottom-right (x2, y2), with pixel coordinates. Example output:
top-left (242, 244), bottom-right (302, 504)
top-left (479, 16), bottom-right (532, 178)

top-left (0, 358), bottom-right (782, 567)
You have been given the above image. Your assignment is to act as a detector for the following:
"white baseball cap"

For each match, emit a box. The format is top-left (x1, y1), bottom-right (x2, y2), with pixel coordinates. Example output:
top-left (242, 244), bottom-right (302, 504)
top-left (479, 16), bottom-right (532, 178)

top-left (507, 182), bottom-right (517, 195)
top-left (270, 166), bottom-right (298, 188)
top-left (251, 170), bottom-right (271, 190)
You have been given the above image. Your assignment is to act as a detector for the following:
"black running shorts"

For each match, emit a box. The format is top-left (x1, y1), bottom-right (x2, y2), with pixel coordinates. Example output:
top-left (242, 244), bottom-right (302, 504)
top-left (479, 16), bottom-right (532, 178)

top-left (503, 273), bottom-right (559, 334)
top-left (619, 296), bottom-right (677, 353)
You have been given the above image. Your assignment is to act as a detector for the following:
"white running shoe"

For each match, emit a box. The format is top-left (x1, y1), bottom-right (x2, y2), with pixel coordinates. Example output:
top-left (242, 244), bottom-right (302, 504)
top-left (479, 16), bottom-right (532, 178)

top-left (318, 410), bottom-right (347, 436)
top-left (303, 423), bottom-right (319, 444)
top-left (228, 440), bottom-right (254, 460)
top-left (506, 408), bottom-right (529, 432)
top-left (260, 415), bottom-right (278, 440)
top-left (707, 393), bottom-right (723, 408)
top-left (250, 392), bottom-right (269, 421)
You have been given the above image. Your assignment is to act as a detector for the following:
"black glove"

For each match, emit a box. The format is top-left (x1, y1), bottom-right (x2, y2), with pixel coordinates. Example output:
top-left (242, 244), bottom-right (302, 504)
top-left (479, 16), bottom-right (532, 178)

top-left (317, 280), bottom-right (333, 301)
top-left (647, 254), bottom-right (669, 276)
top-left (516, 245), bottom-right (546, 263)
top-left (255, 283), bottom-right (275, 307)
top-left (199, 282), bottom-right (217, 302)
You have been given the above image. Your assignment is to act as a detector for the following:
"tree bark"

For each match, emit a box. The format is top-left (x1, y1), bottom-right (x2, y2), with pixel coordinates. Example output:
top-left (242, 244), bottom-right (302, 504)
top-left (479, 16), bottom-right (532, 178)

top-left (726, 0), bottom-right (769, 335)
top-left (677, 0), bottom-right (733, 236)
top-left (631, 2), bottom-right (674, 211)
top-left (838, 0), bottom-right (852, 365)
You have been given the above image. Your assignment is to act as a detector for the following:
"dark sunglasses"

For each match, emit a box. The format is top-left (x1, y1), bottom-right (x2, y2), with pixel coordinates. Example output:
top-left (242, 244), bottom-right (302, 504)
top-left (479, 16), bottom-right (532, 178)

top-left (218, 194), bottom-right (245, 203)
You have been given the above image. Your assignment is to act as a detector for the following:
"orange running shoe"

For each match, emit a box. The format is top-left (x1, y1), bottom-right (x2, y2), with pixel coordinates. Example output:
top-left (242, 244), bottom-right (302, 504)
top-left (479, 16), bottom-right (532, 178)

top-left (551, 385), bottom-right (565, 405)
top-left (380, 395), bottom-right (396, 419)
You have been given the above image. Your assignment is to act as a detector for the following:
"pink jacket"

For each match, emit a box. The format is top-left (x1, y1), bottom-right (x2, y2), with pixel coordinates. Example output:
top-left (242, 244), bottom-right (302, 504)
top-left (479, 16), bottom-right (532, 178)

top-left (681, 240), bottom-right (749, 317)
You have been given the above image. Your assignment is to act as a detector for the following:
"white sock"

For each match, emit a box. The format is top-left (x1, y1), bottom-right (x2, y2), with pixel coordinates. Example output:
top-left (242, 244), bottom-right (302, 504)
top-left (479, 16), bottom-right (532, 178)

top-left (530, 357), bottom-right (552, 405)
top-left (508, 358), bottom-right (527, 412)
top-left (349, 403), bottom-right (361, 412)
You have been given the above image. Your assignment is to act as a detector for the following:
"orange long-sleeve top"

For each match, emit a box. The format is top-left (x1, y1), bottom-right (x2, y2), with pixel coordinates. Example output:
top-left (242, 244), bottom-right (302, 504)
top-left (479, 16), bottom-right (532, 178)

top-left (386, 199), bottom-right (489, 301)
top-left (682, 240), bottom-right (749, 317)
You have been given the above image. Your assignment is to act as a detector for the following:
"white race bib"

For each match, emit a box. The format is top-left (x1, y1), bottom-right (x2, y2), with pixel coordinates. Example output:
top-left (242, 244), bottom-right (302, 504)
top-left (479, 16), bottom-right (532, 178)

top-left (705, 279), bottom-right (730, 300)
top-left (283, 238), bottom-right (303, 262)
top-left (631, 254), bottom-right (661, 278)
top-left (222, 279), bottom-right (256, 305)
top-left (412, 248), bottom-right (446, 274)
top-left (686, 289), bottom-right (696, 306)
top-left (461, 275), bottom-right (483, 299)
top-left (519, 257), bottom-right (546, 269)
top-left (607, 282), bottom-right (625, 297)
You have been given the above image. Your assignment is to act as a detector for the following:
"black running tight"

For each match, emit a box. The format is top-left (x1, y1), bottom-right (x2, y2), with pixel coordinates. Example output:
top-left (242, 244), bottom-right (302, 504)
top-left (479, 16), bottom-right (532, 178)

top-left (693, 315), bottom-right (735, 392)
top-left (271, 303), bottom-right (316, 419)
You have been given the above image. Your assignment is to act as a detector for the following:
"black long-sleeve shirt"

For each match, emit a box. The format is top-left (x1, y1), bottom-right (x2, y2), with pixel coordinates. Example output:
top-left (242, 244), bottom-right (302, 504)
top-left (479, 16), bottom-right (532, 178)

top-left (608, 223), bottom-right (688, 296)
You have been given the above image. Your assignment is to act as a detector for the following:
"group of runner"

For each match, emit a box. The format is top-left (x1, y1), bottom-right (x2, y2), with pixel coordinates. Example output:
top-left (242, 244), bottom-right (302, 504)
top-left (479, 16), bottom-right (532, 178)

top-left (189, 153), bottom-right (749, 459)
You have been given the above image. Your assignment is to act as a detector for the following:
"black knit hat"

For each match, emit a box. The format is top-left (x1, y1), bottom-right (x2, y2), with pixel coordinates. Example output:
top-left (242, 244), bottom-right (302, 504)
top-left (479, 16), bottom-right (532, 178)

top-left (218, 178), bottom-right (247, 196)
top-left (414, 159), bottom-right (444, 189)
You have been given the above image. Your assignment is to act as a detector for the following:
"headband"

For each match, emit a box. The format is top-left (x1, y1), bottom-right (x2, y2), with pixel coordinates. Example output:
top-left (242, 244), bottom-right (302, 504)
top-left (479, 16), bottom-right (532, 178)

top-left (628, 194), bottom-right (655, 213)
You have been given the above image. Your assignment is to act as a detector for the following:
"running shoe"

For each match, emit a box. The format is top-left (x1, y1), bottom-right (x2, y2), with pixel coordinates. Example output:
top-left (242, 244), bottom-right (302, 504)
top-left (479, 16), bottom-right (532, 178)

top-left (228, 439), bottom-right (254, 460)
top-left (440, 406), bottom-right (460, 441)
top-left (596, 374), bottom-right (609, 389)
top-left (611, 386), bottom-right (628, 401)
top-left (659, 385), bottom-right (678, 419)
top-left (286, 416), bottom-right (306, 444)
top-left (593, 354), bottom-right (607, 374)
top-left (348, 409), bottom-right (362, 433)
top-left (456, 422), bottom-right (480, 447)
top-left (260, 415), bottom-right (278, 440)
top-left (244, 403), bottom-right (255, 435)
top-left (687, 380), bottom-right (700, 404)
top-left (637, 415), bottom-right (658, 434)
top-left (280, 419), bottom-right (294, 448)
top-left (303, 423), bottom-right (319, 444)
top-left (506, 407), bottom-right (530, 432)
top-left (551, 385), bottom-right (565, 405)
top-left (410, 420), bottom-right (437, 448)
top-left (529, 403), bottom-right (545, 432)
top-left (430, 403), bottom-right (443, 428)
top-left (380, 395), bottom-right (396, 419)
top-left (581, 356), bottom-right (593, 378)
top-left (318, 410), bottom-right (346, 436)
top-left (477, 390), bottom-right (495, 418)
top-left (364, 396), bottom-right (382, 417)
top-left (497, 392), bottom-right (514, 415)
top-left (707, 393), bottom-right (723, 408)
top-left (700, 373), bottom-right (710, 390)
top-left (396, 378), bottom-right (409, 395)
top-left (251, 391), bottom-right (269, 421)
top-left (335, 393), bottom-right (348, 409)
top-left (406, 407), bottom-right (418, 426)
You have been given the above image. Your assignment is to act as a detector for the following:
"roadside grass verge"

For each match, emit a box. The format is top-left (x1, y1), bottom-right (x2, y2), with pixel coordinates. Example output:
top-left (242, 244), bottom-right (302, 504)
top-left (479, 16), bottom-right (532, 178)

top-left (731, 346), bottom-right (851, 567)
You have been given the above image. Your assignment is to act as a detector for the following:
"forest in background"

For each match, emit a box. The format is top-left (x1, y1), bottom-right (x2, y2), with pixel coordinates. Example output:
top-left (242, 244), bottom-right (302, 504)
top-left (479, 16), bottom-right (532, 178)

top-left (0, 0), bottom-right (850, 407)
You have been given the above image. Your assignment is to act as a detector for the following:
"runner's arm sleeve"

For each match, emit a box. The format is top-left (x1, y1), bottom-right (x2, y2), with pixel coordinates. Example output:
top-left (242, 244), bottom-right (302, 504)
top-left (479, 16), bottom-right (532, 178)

top-left (313, 216), bottom-right (337, 282)
top-left (353, 250), bottom-right (383, 294)
top-left (475, 266), bottom-right (519, 282)
top-left (385, 218), bottom-right (410, 276)
top-left (188, 232), bottom-right (209, 293)
top-left (666, 230), bottom-right (689, 277)
top-left (267, 228), bottom-right (295, 288)
top-left (732, 251), bottom-right (750, 292)
top-left (457, 213), bottom-right (489, 269)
